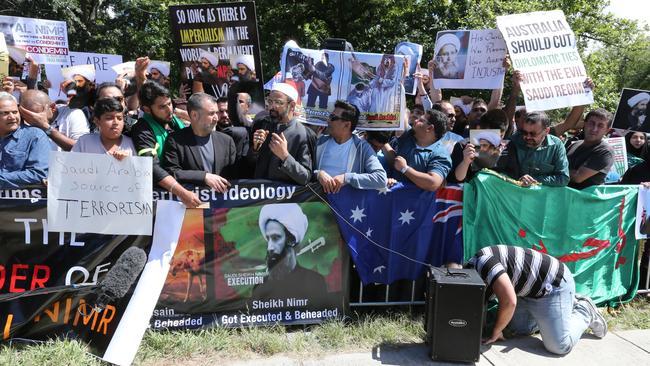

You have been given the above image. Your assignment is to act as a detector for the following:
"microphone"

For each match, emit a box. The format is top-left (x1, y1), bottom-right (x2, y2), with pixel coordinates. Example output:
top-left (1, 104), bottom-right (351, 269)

top-left (93, 246), bottom-right (147, 312)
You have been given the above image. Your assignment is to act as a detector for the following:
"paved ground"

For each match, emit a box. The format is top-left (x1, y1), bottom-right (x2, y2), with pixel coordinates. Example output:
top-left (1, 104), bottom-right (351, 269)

top-left (227, 329), bottom-right (650, 365)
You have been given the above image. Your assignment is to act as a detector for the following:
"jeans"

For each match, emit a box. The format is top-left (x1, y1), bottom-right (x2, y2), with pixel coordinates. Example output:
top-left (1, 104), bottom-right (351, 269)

top-left (306, 90), bottom-right (328, 109)
top-left (506, 267), bottom-right (591, 355)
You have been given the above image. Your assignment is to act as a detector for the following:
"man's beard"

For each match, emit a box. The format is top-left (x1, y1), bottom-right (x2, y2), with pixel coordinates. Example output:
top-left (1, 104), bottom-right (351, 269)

top-left (217, 117), bottom-right (230, 128)
top-left (437, 61), bottom-right (459, 78)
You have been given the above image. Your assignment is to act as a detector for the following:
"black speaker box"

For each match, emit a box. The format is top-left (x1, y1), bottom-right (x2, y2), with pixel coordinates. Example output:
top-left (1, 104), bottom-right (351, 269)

top-left (424, 268), bottom-right (486, 363)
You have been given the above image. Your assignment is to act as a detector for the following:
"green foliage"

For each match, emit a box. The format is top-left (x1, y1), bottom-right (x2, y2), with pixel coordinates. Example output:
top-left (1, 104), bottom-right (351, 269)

top-left (2, 0), bottom-right (646, 110)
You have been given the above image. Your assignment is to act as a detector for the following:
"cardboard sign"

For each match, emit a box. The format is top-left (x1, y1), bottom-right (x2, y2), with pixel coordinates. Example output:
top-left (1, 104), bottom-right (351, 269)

top-left (432, 29), bottom-right (506, 90)
top-left (47, 152), bottom-right (153, 235)
top-left (497, 10), bottom-right (593, 110)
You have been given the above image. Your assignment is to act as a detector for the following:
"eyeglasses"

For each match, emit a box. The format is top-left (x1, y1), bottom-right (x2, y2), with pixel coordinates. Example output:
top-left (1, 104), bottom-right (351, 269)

top-left (267, 99), bottom-right (287, 106)
top-left (329, 113), bottom-right (347, 122)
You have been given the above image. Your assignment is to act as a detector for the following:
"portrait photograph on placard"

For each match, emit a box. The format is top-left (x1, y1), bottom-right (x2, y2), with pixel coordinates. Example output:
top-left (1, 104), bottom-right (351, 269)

top-left (612, 88), bottom-right (650, 132)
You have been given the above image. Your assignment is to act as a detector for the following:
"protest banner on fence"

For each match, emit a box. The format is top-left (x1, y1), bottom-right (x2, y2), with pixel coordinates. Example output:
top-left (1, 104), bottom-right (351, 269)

top-left (612, 88), bottom-right (650, 132)
top-left (0, 197), bottom-right (178, 366)
top-left (604, 137), bottom-right (628, 182)
top-left (281, 46), bottom-right (405, 130)
top-left (168, 2), bottom-right (265, 123)
top-left (44, 51), bottom-right (123, 101)
top-left (432, 29), bottom-right (506, 90)
top-left (464, 171), bottom-right (638, 306)
top-left (395, 41), bottom-right (423, 95)
top-left (151, 181), bottom-right (348, 328)
top-left (0, 15), bottom-right (69, 65)
top-left (0, 34), bottom-right (8, 80)
top-left (497, 10), bottom-right (593, 111)
top-left (47, 152), bottom-right (153, 235)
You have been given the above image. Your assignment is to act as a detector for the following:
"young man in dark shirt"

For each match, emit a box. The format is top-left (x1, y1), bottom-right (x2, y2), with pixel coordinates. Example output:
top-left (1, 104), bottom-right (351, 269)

top-left (566, 109), bottom-right (614, 190)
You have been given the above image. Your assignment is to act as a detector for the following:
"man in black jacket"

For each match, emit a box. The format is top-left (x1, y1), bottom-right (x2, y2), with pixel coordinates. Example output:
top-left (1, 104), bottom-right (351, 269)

top-left (163, 93), bottom-right (237, 193)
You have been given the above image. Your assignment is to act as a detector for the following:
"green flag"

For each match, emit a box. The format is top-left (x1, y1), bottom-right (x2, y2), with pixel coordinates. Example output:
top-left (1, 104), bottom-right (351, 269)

top-left (463, 171), bottom-right (639, 306)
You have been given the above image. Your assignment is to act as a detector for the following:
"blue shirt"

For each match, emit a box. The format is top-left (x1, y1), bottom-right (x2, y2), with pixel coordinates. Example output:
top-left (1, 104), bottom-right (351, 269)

top-left (319, 138), bottom-right (354, 176)
top-left (0, 125), bottom-right (50, 188)
top-left (393, 130), bottom-right (452, 181)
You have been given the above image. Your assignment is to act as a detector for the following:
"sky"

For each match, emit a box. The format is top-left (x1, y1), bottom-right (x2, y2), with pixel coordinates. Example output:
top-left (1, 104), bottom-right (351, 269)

top-left (605, 0), bottom-right (649, 28)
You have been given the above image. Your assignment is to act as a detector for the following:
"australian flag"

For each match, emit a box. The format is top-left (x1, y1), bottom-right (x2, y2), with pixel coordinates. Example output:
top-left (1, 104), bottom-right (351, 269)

top-left (327, 183), bottom-right (463, 285)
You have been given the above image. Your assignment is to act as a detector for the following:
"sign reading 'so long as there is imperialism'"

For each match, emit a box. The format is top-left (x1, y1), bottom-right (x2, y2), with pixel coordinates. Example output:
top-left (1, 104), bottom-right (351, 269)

top-left (497, 10), bottom-right (593, 111)
top-left (47, 152), bottom-right (153, 235)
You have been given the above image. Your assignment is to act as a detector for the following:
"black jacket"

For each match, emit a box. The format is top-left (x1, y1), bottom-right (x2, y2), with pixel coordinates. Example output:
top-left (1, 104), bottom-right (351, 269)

top-left (163, 127), bottom-right (237, 185)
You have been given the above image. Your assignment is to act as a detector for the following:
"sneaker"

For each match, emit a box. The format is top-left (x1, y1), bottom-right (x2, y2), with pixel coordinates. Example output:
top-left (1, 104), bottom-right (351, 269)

top-left (575, 294), bottom-right (608, 338)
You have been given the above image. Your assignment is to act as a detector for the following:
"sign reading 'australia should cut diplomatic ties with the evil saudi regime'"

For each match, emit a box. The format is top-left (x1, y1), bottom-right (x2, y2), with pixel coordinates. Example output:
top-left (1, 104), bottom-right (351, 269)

top-left (497, 10), bottom-right (593, 111)
top-left (47, 152), bottom-right (153, 236)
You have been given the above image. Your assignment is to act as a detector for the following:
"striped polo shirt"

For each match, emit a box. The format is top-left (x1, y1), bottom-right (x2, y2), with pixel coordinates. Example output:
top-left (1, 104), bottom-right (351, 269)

top-left (468, 245), bottom-right (565, 298)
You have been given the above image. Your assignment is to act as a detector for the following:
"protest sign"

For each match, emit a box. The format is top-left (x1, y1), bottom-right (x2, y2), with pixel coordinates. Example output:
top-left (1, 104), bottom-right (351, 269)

top-left (0, 15), bottom-right (69, 65)
top-left (0, 196), bottom-right (181, 366)
top-left (465, 171), bottom-right (638, 306)
top-left (612, 88), bottom-right (650, 132)
top-left (432, 30), bottom-right (506, 90)
top-left (604, 137), bottom-right (628, 183)
top-left (395, 42), bottom-right (423, 95)
top-left (151, 181), bottom-right (348, 328)
top-left (44, 51), bottom-right (123, 102)
top-left (168, 2), bottom-right (265, 122)
top-left (0, 34), bottom-right (8, 80)
top-left (635, 186), bottom-right (650, 240)
top-left (497, 10), bottom-right (593, 111)
top-left (282, 46), bottom-right (405, 130)
top-left (47, 152), bottom-right (153, 236)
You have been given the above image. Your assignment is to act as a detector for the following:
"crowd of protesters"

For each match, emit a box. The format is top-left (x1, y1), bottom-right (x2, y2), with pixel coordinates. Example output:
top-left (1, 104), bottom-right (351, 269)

top-left (2, 31), bottom-right (649, 356)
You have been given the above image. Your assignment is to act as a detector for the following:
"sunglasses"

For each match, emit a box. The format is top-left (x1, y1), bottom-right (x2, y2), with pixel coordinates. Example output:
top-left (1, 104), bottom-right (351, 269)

top-left (329, 113), bottom-right (347, 122)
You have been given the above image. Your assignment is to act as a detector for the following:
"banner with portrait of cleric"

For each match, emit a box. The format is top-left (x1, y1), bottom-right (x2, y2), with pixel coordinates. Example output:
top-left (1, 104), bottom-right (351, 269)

top-left (432, 30), bottom-right (507, 90)
top-left (151, 181), bottom-right (348, 328)
top-left (0, 15), bottom-right (69, 65)
top-left (612, 88), bottom-right (650, 132)
top-left (0, 195), bottom-right (180, 366)
top-left (281, 46), bottom-right (405, 130)
top-left (168, 2), bottom-right (265, 122)
top-left (497, 10), bottom-right (593, 111)
top-left (395, 41), bottom-right (423, 95)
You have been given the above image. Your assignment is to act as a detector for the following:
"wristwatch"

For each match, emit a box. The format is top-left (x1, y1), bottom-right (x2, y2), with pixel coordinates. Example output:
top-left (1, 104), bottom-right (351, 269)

top-left (400, 166), bottom-right (410, 174)
top-left (44, 125), bottom-right (54, 136)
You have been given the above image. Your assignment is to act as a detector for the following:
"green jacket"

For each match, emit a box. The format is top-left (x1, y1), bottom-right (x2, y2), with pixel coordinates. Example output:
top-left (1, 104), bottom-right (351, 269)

top-left (511, 132), bottom-right (569, 187)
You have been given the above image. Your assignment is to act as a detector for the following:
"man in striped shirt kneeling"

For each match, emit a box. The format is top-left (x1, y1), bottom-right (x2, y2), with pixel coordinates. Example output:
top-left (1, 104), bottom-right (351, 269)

top-left (467, 245), bottom-right (607, 355)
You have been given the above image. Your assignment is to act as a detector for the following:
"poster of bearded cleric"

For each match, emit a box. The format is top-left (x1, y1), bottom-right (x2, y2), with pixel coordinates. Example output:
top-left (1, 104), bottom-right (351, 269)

top-left (169, 2), bottom-right (265, 125)
top-left (281, 46), bottom-right (405, 130)
top-left (151, 182), bottom-right (348, 328)
top-left (612, 88), bottom-right (650, 132)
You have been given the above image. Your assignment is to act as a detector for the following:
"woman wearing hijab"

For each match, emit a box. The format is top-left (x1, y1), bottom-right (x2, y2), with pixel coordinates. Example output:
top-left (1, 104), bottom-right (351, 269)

top-left (624, 131), bottom-right (647, 167)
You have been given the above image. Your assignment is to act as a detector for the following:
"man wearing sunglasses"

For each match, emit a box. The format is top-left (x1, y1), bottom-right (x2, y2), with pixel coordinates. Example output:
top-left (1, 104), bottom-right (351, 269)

top-left (314, 100), bottom-right (387, 193)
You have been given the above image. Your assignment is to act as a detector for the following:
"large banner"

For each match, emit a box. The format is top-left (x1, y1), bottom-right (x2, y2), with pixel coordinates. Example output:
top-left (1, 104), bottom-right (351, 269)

top-left (151, 181), bottom-right (348, 328)
top-left (464, 172), bottom-right (638, 306)
top-left (497, 10), bottom-right (593, 111)
top-left (281, 46), bottom-right (405, 130)
top-left (0, 197), bottom-right (180, 366)
top-left (44, 51), bottom-right (123, 102)
top-left (612, 88), bottom-right (650, 132)
top-left (0, 15), bottom-right (69, 65)
top-left (168, 2), bottom-right (265, 118)
top-left (432, 29), bottom-right (507, 90)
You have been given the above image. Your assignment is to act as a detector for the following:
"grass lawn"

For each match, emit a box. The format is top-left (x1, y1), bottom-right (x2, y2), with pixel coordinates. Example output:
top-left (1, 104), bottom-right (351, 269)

top-left (1, 297), bottom-right (649, 365)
